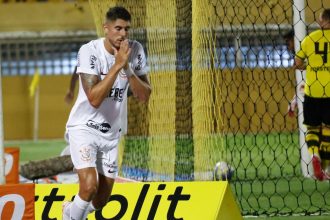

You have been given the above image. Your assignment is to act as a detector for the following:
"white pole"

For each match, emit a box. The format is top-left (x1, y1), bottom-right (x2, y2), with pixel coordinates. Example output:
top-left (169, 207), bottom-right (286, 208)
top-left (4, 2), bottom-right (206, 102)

top-left (293, 0), bottom-right (310, 177)
top-left (0, 48), bottom-right (5, 184)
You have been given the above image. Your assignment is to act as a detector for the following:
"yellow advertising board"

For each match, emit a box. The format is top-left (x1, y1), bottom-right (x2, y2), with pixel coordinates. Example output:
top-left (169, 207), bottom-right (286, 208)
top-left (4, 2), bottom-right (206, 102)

top-left (35, 181), bottom-right (242, 220)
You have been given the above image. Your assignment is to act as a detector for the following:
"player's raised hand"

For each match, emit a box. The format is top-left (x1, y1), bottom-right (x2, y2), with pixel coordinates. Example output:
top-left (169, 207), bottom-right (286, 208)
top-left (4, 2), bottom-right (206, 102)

top-left (113, 39), bottom-right (131, 69)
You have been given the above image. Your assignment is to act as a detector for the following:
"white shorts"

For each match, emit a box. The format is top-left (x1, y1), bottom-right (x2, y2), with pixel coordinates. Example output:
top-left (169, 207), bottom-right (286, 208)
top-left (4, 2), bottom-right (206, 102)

top-left (68, 127), bottom-right (120, 179)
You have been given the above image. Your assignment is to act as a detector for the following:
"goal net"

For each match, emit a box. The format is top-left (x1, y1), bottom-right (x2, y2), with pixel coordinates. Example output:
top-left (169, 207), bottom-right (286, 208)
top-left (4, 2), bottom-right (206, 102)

top-left (89, 0), bottom-right (330, 216)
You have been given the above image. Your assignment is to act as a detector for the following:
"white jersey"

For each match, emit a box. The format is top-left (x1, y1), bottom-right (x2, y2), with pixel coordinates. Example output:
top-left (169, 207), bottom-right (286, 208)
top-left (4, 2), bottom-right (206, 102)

top-left (66, 38), bottom-right (148, 139)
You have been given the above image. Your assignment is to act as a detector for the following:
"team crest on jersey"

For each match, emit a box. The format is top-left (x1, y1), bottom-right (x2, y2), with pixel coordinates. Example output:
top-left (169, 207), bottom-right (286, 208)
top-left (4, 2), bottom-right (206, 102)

top-left (90, 55), bottom-right (97, 69)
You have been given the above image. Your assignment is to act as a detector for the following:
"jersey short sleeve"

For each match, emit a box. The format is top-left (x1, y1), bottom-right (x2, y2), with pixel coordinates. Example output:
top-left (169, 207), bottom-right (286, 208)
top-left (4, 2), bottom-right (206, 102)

top-left (76, 44), bottom-right (99, 75)
top-left (130, 41), bottom-right (149, 76)
top-left (295, 37), bottom-right (309, 60)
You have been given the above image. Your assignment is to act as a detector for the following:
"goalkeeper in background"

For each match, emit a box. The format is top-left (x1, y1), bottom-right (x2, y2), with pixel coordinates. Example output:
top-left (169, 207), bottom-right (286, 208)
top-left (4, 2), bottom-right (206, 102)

top-left (294, 8), bottom-right (330, 181)
top-left (64, 66), bottom-right (79, 105)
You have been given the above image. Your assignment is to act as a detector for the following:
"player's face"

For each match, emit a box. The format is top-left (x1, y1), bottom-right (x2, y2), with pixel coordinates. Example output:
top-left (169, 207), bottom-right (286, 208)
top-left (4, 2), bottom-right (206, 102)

top-left (104, 19), bottom-right (131, 49)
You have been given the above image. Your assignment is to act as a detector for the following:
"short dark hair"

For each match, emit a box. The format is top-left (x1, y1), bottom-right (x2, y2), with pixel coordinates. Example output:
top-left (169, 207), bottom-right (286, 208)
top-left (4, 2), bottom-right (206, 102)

top-left (106, 6), bottom-right (131, 22)
top-left (283, 29), bottom-right (294, 40)
top-left (321, 9), bottom-right (330, 21)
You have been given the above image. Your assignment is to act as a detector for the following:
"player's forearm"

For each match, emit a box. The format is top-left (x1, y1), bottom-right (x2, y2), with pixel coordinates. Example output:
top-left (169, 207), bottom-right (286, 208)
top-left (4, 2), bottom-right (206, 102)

top-left (83, 64), bottom-right (122, 108)
top-left (127, 74), bottom-right (152, 103)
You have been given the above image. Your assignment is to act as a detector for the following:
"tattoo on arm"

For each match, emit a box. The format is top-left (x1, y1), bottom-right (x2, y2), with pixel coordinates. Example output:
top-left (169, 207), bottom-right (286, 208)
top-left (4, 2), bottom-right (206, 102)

top-left (80, 73), bottom-right (100, 95)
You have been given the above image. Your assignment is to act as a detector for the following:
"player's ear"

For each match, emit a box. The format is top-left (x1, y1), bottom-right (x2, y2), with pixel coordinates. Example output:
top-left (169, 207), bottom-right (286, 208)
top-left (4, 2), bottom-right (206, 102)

top-left (103, 24), bottom-right (108, 34)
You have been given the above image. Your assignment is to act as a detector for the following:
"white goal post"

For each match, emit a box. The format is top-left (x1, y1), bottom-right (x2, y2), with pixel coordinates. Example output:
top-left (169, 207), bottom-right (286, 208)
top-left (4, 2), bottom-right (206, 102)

top-left (293, 0), bottom-right (313, 178)
top-left (0, 48), bottom-right (5, 184)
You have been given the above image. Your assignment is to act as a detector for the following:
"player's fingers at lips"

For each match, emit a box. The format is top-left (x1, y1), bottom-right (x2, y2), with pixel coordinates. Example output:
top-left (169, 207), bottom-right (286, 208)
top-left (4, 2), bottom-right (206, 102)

top-left (121, 40), bottom-right (129, 51)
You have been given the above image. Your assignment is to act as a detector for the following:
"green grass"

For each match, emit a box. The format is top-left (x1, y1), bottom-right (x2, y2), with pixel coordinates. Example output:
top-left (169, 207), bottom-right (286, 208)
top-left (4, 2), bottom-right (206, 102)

top-left (4, 139), bottom-right (67, 163)
top-left (122, 133), bottom-right (330, 216)
top-left (222, 132), bottom-right (330, 216)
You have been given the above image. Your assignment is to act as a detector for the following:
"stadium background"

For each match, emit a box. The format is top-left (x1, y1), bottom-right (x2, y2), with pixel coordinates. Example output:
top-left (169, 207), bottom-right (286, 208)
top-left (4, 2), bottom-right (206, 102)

top-left (1, 0), bottom-right (330, 219)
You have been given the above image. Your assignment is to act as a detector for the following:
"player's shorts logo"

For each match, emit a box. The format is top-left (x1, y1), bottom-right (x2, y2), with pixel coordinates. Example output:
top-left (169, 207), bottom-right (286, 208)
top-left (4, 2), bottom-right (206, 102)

top-left (104, 162), bottom-right (118, 174)
top-left (80, 147), bottom-right (91, 162)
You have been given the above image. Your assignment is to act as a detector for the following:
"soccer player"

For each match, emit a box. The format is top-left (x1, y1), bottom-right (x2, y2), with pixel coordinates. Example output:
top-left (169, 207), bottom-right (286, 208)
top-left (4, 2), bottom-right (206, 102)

top-left (283, 29), bottom-right (300, 117)
top-left (283, 29), bottom-right (306, 118)
top-left (294, 8), bottom-right (330, 180)
top-left (62, 6), bottom-right (151, 219)
top-left (64, 66), bottom-right (79, 105)
top-left (283, 29), bottom-right (295, 55)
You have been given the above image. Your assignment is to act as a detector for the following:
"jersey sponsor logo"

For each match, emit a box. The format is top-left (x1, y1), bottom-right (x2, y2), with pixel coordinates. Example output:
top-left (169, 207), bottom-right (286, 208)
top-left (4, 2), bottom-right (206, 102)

top-left (86, 120), bottom-right (111, 133)
top-left (90, 55), bottom-right (97, 69)
top-left (108, 88), bottom-right (125, 102)
top-left (135, 54), bottom-right (143, 71)
top-left (311, 66), bottom-right (330, 72)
